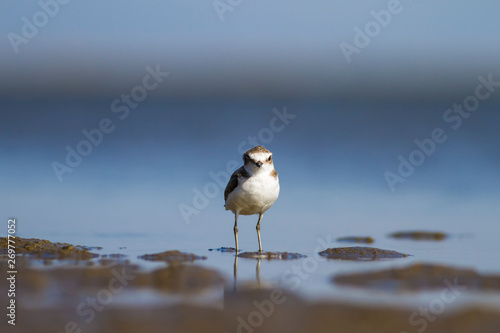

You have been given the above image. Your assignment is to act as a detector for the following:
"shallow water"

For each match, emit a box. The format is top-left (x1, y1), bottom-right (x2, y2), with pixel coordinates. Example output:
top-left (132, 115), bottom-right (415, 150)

top-left (39, 226), bottom-right (496, 308)
top-left (1, 100), bottom-right (500, 310)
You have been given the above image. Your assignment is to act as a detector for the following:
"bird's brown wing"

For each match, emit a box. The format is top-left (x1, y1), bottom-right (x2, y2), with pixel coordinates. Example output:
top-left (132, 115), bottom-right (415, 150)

top-left (224, 166), bottom-right (249, 202)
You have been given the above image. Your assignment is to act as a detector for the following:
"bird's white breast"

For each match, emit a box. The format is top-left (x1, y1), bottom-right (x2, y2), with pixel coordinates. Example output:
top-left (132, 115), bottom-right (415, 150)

top-left (226, 172), bottom-right (280, 216)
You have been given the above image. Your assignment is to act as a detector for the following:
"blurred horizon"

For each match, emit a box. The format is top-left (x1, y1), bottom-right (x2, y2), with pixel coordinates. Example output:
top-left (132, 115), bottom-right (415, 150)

top-left (1, 1), bottom-right (500, 100)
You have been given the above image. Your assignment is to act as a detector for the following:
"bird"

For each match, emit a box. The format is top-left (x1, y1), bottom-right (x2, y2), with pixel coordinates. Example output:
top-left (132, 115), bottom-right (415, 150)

top-left (224, 146), bottom-right (280, 253)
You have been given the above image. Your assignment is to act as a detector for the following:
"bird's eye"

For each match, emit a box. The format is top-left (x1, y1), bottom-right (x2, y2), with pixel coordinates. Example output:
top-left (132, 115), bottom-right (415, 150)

top-left (268, 156), bottom-right (272, 162)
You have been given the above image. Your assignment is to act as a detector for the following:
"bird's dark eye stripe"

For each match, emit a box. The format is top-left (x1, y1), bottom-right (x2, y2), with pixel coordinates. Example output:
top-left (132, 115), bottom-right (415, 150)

top-left (244, 155), bottom-right (257, 164)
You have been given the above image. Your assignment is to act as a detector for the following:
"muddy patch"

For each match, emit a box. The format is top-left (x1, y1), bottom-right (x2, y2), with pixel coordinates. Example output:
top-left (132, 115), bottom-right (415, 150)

top-left (389, 231), bottom-right (447, 241)
top-left (134, 265), bottom-right (224, 293)
top-left (334, 263), bottom-right (500, 292)
top-left (98, 254), bottom-right (129, 265)
top-left (0, 237), bottom-right (99, 260)
top-left (138, 250), bottom-right (206, 263)
top-left (0, 261), bottom-right (224, 300)
top-left (336, 236), bottom-right (374, 244)
top-left (319, 247), bottom-right (408, 260)
top-left (15, 295), bottom-right (500, 333)
top-left (209, 247), bottom-right (236, 253)
top-left (223, 288), bottom-right (500, 333)
top-left (101, 253), bottom-right (128, 258)
top-left (237, 251), bottom-right (306, 260)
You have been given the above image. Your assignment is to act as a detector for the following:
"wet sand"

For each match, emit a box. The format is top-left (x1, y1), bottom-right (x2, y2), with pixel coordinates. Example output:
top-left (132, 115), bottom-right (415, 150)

top-left (334, 262), bottom-right (500, 291)
top-left (6, 292), bottom-right (500, 333)
top-left (1, 237), bottom-right (500, 333)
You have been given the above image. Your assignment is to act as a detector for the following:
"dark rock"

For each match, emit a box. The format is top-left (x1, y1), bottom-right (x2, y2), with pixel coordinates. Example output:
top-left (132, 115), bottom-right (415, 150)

top-left (318, 247), bottom-right (408, 260)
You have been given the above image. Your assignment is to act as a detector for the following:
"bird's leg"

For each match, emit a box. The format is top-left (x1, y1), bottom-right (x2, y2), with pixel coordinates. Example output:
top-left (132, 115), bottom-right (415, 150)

top-left (234, 211), bottom-right (239, 253)
top-left (256, 213), bottom-right (263, 252)
top-left (233, 256), bottom-right (238, 292)
top-left (256, 259), bottom-right (261, 286)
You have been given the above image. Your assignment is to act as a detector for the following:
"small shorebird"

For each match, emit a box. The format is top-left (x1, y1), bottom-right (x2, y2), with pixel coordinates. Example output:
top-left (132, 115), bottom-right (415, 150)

top-left (224, 146), bottom-right (280, 252)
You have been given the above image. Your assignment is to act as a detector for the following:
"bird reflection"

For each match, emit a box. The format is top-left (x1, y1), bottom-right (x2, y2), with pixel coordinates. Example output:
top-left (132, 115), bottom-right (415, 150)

top-left (233, 255), bottom-right (261, 292)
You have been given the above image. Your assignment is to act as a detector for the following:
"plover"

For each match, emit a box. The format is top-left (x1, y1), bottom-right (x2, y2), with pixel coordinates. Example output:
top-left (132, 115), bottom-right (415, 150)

top-left (224, 146), bottom-right (280, 252)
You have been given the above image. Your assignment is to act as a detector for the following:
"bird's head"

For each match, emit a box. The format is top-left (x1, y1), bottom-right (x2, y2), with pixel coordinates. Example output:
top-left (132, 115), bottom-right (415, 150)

top-left (243, 146), bottom-right (274, 174)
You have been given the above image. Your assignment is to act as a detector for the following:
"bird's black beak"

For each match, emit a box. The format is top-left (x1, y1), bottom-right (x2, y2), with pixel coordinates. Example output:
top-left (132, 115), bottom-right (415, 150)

top-left (256, 161), bottom-right (263, 168)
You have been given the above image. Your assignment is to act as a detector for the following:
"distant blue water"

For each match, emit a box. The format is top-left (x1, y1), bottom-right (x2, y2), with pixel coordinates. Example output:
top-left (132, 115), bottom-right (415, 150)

top-left (1, 100), bottom-right (500, 298)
